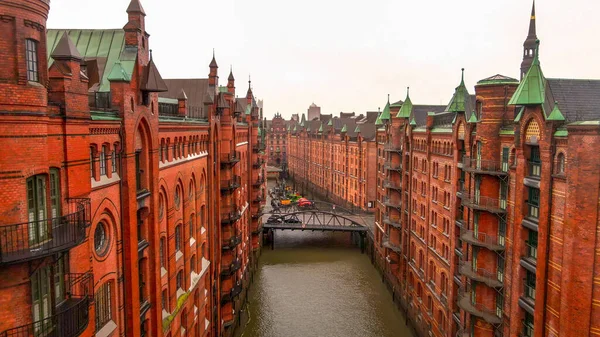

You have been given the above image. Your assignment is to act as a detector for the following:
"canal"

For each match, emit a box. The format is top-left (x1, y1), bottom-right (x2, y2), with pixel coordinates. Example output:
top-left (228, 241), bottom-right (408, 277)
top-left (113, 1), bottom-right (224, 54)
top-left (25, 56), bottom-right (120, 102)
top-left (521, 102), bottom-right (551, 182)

top-left (237, 230), bottom-right (415, 337)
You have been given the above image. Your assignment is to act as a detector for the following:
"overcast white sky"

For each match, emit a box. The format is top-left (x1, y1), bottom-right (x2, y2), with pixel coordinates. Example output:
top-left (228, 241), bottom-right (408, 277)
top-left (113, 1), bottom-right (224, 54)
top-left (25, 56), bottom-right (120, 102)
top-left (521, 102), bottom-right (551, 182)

top-left (47, 0), bottom-right (600, 120)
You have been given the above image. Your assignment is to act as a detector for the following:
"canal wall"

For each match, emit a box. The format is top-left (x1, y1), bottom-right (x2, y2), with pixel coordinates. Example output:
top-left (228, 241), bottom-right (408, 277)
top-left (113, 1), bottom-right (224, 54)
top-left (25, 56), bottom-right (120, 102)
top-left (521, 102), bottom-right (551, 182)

top-left (364, 232), bottom-right (428, 337)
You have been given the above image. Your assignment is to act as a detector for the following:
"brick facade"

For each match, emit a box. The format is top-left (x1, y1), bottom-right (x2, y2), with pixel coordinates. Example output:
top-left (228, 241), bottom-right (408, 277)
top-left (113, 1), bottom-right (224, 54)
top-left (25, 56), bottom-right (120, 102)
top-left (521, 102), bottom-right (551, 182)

top-left (265, 113), bottom-right (286, 167)
top-left (0, 1), bottom-right (266, 337)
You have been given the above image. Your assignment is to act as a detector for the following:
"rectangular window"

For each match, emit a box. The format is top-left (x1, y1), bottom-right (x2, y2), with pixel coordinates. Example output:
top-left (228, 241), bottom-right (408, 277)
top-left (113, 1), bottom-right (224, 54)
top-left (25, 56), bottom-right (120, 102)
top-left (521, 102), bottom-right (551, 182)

top-left (525, 270), bottom-right (536, 301)
top-left (27, 175), bottom-right (48, 245)
top-left (501, 147), bottom-right (509, 172)
top-left (175, 225), bottom-right (181, 251)
top-left (90, 148), bottom-right (96, 179)
top-left (495, 292), bottom-right (504, 318)
top-left (527, 230), bottom-right (538, 260)
top-left (523, 312), bottom-right (534, 337)
top-left (111, 148), bottom-right (117, 173)
top-left (95, 282), bottom-right (112, 331)
top-left (31, 266), bottom-right (52, 334)
top-left (26, 39), bottom-right (39, 82)
top-left (49, 169), bottom-right (60, 220)
top-left (99, 147), bottom-right (106, 176)
top-left (527, 187), bottom-right (540, 218)
top-left (135, 151), bottom-right (142, 191)
top-left (529, 146), bottom-right (541, 177)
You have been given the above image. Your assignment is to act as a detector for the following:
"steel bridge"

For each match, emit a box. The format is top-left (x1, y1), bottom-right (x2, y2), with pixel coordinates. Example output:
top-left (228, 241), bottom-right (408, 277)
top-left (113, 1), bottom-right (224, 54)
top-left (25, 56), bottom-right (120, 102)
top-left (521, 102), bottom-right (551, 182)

top-left (264, 201), bottom-right (367, 232)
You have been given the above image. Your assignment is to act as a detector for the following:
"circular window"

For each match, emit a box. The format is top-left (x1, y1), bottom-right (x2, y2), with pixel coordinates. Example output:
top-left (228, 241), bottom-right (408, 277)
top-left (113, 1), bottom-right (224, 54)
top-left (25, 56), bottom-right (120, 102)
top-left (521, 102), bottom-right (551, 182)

top-left (94, 222), bottom-right (109, 256)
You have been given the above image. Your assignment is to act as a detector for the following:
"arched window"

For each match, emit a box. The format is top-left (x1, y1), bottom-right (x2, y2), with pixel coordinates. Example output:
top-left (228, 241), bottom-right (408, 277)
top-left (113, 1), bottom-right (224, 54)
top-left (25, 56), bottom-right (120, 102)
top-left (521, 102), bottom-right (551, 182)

top-left (557, 153), bottom-right (565, 174)
top-left (175, 225), bottom-right (182, 252)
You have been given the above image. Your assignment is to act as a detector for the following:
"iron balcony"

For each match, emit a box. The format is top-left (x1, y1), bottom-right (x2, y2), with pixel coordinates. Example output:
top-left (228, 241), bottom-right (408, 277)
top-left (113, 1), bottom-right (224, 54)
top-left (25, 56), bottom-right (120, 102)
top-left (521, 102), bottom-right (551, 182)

top-left (383, 238), bottom-right (402, 254)
top-left (0, 272), bottom-right (93, 337)
top-left (220, 281), bottom-right (242, 304)
top-left (252, 158), bottom-right (265, 168)
top-left (221, 233), bottom-right (242, 250)
top-left (383, 196), bottom-right (402, 210)
top-left (462, 156), bottom-right (508, 176)
top-left (252, 177), bottom-right (266, 188)
top-left (457, 290), bottom-right (502, 325)
top-left (383, 216), bottom-right (402, 230)
top-left (220, 151), bottom-right (241, 167)
top-left (252, 194), bottom-right (264, 204)
top-left (460, 230), bottom-right (505, 251)
top-left (0, 198), bottom-right (90, 265)
top-left (252, 143), bottom-right (266, 153)
top-left (221, 210), bottom-right (241, 225)
top-left (459, 191), bottom-right (507, 214)
top-left (383, 162), bottom-right (402, 171)
top-left (220, 257), bottom-right (242, 277)
top-left (383, 179), bottom-right (402, 191)
top-left (220, 176), bottom-right (241, 193)
top-left (458, 261), bottom-right (503, 288)
top-left (384, 143), bottom-right (402, 152)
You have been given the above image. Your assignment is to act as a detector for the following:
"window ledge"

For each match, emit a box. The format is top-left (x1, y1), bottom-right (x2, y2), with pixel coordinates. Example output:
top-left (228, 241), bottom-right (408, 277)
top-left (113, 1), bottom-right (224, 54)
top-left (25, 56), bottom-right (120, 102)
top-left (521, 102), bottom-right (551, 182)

top-left (161, 267), bottom-right (167, 277)
top-left (95, 320), bottom-right (117, 337)
top-left (162, 309), bottom-right (170, 320)
top-left (189, 237), bottom-right (196, 247)
top-left (176, 250), bottom-right (183, 261)
top-left (177, 287), bottom-right (186, 299)
top-left (92, 174), bottom-right (120, 189)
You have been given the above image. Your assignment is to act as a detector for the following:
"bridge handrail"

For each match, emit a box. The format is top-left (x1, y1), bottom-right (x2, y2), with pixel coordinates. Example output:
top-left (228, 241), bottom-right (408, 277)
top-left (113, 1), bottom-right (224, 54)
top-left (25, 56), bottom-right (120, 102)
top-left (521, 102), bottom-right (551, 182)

top-left (263, 210), bottom-right (366, 229)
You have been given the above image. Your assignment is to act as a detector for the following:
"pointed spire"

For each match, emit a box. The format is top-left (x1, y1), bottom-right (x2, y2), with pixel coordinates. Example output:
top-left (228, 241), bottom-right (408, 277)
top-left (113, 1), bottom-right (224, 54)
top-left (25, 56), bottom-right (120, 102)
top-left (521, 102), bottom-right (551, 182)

top-left (127, 0), bottom-right (146, 15)
top-left (468, 111), bottom-right (479, 123)
top-left (547, 101), bottom-right (565, 121)
top-left (209, 49), bottom-right (218, 68)
top-left (397, 86), bottom-right (413, 118)
top-left (228, 65), bottom-right (234, 81)
top-left (528, 1), bottom-right (536, 38)
top-left (447, 69), bottom-right (470, 113)
top-left (107, 61), bottom-right (130, 82)
top-left (247, 74), bottom-right (253, 97)
top-left (177, 88), bottom-right (187, 100)
top-left (510, 40), bottom-right (545, 105)
top-left (354, 125), bottom-right (361, 133)
top-left (327, 118), bottom-right (333, 126)
top-left (341, 124), bottom-right (347, 133)
top-left (51, 32), bottom-right (82, 61)
top-left (380, 94), bottom-right (391, 121)
top-left (318, 123), bottom-right (323, 133)
top-left (409, 117), bottom-right (417, 126)
top-left (375, 113), bottom-right (383, 127)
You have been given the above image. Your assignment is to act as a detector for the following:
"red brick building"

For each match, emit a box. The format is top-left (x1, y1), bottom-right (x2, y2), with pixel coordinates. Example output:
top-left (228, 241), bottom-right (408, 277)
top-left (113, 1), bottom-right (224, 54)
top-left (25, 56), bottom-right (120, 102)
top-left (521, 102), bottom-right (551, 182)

top-left (287, 111), bottom-right (378, 211)
top-left (265, 112), bottom-right (287, 167)
top-left (289, 4), bottom-right (600, 337)
top-left (0, 1), bottom-right (266, 337)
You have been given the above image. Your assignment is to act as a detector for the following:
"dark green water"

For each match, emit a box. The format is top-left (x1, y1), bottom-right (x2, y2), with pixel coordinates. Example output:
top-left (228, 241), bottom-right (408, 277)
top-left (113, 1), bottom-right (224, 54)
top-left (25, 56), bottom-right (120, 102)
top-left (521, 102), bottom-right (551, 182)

top-left (238, 230), bottom-right (415, 337)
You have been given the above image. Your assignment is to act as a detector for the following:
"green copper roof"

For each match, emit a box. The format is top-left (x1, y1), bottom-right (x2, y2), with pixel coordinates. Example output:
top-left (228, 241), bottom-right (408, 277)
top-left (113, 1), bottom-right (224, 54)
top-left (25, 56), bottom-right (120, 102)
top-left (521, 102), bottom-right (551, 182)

top-left (409, 117), bottom-right (416, 126)
top-left (380, 95), bottom-right (391, 121)
top-left (354, 125), bottom-right (361, 133)
top-left (397, 87), bottom-right (413, 118)
top-left (447, 69), bottom-right (469, 112)
top-left (499, 129), bottom-right (515, 135)
top-left (327, 119), bottom-right (333, 126)
top-left (258, 127), bottom-right (262, 137)
top-left (477, 74), bottom-right (519, 86)
top-left (341, 124), bottom-right (348, 133)
top-left (514, 106), bottom-right (524, 122)
top-left (509, 41), bottom-right (545, 105)
top-left (218, 86), bottom-right (228, 93)
top-left (375, 114), bottom-right (383, 126)
top-left (547, 101), bottom-right (565, 121)
top-left (318, 123), bottom-right (323, 133)
top-left (306, 125), bottom-right (311, 132)
top-left (468, 112), bottom-right (478, 123)
top-left (554, 128), bottom-right (568, 137)
top-left (245, 104), bottom-right (252, 115)
top-left (107, 61), bottom-right (130, 82)
top-left (293, 125), bottom-right (297, 131)
top-left (47, 29), bottom-right (136, 92)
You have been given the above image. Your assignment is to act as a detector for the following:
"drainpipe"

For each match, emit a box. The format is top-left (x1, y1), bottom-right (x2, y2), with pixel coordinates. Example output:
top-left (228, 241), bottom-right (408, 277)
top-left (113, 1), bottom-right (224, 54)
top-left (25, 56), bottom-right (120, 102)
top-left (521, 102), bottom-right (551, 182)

top-left (541, 139), bottom-right (555, 336)
top-left (117, 123), bottom-right (128, 337)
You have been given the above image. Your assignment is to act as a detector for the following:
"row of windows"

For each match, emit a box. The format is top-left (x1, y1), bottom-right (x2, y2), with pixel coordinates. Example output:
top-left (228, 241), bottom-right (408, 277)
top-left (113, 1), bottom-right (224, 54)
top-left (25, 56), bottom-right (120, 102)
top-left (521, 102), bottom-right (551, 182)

top-left (159, 136), bottom-right (209, 162)
top-left (90, 143), bottom-right (119, 179)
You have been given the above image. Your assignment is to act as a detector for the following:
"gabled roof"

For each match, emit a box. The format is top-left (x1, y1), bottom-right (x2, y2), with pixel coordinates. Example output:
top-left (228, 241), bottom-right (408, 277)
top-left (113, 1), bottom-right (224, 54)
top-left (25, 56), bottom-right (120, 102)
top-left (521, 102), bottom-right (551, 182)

top-left (412, 105), bottom-right (447, 126)
top-left (161, 79), bottom-right (209, 107)
top-left (546, 101), bottom-right (565, 121)
top-left (47, 29), bottom-right (136, 92)
top-left (544, 78), bottom-right (600, 122)
top-left (235, 98), bottom-right (245, 114)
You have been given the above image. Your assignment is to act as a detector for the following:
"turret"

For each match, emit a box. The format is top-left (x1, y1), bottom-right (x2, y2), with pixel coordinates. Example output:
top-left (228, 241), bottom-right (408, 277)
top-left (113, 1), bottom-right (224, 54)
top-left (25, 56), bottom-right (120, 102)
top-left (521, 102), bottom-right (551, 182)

top-left (520, 1), bottom-right (538, 80)
top-left (209, 50), bottom-right (218, 87)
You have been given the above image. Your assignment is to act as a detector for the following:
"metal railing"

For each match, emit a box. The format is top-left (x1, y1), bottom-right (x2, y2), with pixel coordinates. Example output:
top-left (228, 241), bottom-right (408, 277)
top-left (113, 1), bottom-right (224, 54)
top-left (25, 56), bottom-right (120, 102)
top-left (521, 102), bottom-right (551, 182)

top-left (88, 92), bottom-right (111, 110)
top-left (459, 261), bottom-right (503, 287)
top-left (221, 257), bottom-right (241, 277)
top-left (460, 190), bottom-right (507, 213)
top-left (220, 151), bottom-right (240, 165)
top-left (252, 177), bottom-right (265, 187)
top-left (456, 290), bottom-right (502, 324)
top-left (158, 102), bottom-right (179, 117)
top-left (383, 179), bottom-right (402, 190)
top-left (383, 216), bottom-right (401, 229)
top-left (463, 156), bottom-right (508, 175)
top-left (0, 199), bottom-right (90, 264)
top-left (221, 233), bottom-right (242, 250)
top-left (383, 196), bottom-right (401, 209)
top-left (221, 208), bottom-right (241, 225)
top-left (384, 143), bottom-right (402, 152)
top-left (0, 272), bottom-right (93, 337)
top-left (384, 162), bottom-right (402, 171)
top-left (460, 230), bottom-right (505, 251)
top-left (220, 176), bottom-right (241, 192)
